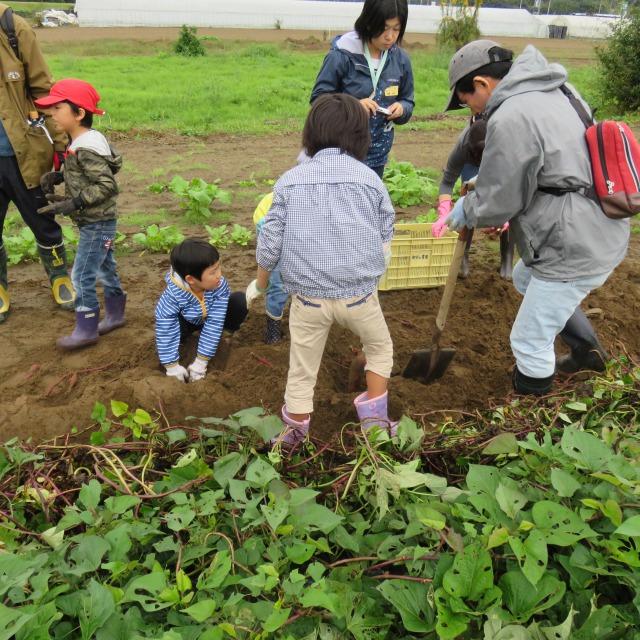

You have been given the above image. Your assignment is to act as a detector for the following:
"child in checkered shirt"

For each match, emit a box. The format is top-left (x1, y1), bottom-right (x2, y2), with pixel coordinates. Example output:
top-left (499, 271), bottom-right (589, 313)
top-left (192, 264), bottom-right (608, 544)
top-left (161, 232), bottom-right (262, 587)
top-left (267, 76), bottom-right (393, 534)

top-left (247, 93), bottom-right (397, 445)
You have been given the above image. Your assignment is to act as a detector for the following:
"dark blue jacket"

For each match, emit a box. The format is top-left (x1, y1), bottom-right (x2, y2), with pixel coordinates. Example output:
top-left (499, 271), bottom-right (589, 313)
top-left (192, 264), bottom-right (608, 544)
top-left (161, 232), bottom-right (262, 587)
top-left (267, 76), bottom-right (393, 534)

top-left (310, 32), bottom-right (414, 169)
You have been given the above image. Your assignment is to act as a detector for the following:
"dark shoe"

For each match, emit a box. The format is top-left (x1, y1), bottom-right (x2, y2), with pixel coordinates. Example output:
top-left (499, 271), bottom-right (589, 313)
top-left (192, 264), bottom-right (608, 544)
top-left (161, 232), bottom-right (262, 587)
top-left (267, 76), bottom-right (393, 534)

top-left (264, 317), bottom-right (282, 344)
top-left (98, 293), bottom-right (126, 335)
top-left (557, 307), bottom-right (608, 374)
top-left (512, 367), bottom-right (554, 396)
top-left (459, 228), bottom-right (474, 280)
top-left (0, 243), bottom-right (8, 323)
top-left (37, 242), bottom-right (75, 310)
top-left (57, 309), bottom-right (99, 351)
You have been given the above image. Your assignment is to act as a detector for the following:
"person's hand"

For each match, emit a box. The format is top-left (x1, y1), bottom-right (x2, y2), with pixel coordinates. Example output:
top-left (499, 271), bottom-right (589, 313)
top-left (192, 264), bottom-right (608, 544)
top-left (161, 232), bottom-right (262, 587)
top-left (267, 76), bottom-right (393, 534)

top-left (386, 102), bottom-right (404, 120)
top-left (383, 242), bottom-right (392, 268)
top-left (463, 175), bottom-right (478, 192)
top-left (484, 221), bottom-right (510, 237)
top-left (165, 363), bottom-right (188, 382)
top-left (432, 199), bottom-right (453, 238)
top-left (37, 194), bottom-right (80, 216)
top-left (188, 357), bottom-right (208, 382)
top-left (40, 170), bottom-right (64, 194)
top-left (245, 279), bottom-right (267, 309)
top-left (445, 196), bottom-right (468, 231)
top-left (359, 98), bottom-right (378, 116)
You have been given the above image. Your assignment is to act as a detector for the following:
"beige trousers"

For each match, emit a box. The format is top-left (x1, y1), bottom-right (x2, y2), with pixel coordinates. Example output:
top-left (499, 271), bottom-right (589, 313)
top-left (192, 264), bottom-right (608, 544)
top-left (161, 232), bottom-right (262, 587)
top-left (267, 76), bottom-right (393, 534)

top-left (284, 292), bottom-right (393, 414)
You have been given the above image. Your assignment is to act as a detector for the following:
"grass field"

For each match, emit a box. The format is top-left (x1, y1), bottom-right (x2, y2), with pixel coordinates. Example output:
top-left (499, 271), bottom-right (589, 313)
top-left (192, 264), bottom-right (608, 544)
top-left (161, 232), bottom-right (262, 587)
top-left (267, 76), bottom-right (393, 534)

top-left (37, 38), bottom-right (623, 137)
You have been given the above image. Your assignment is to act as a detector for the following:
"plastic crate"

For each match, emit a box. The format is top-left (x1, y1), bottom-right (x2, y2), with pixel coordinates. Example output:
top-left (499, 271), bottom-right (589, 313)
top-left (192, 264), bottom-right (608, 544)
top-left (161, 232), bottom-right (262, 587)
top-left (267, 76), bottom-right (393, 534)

top-left (378, 223), bottom-right (458, 291)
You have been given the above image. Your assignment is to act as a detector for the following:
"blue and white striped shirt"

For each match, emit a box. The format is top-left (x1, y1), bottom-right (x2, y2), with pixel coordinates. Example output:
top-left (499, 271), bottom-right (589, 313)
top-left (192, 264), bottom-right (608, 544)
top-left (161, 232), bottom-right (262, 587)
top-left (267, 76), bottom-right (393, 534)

top-left (256, 148), bottom-right (395, 299)
top-left (155, 270), bottom-right (230, 365)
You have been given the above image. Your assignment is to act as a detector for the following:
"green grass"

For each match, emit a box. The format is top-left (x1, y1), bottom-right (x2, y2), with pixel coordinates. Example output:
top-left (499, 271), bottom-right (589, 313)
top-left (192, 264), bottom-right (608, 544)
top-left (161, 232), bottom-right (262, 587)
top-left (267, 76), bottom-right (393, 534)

top-left (8, 2), bottom-right (74, 18)
top-left (43, 40), bottom-right (636, 137)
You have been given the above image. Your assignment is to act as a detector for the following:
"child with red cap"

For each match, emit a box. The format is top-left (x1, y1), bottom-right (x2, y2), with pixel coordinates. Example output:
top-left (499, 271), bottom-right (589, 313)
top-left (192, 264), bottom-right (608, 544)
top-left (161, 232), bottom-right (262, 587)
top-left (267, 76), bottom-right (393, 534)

top-left (34, 79), bottom-right (126, 350)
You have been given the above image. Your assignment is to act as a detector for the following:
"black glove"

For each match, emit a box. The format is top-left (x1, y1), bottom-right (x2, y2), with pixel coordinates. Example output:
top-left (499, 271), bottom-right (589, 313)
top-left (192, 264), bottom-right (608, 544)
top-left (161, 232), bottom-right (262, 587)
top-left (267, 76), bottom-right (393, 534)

top-left (40, 170), bottom-right (64, 195)
top-left (37, 194), bottom-right (83, 216)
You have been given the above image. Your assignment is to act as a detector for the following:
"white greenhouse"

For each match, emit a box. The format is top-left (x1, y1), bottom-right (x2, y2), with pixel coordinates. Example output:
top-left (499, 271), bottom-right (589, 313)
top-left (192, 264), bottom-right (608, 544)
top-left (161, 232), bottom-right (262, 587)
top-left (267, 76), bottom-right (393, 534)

top-left (75, 0), bottom-right (620, 39)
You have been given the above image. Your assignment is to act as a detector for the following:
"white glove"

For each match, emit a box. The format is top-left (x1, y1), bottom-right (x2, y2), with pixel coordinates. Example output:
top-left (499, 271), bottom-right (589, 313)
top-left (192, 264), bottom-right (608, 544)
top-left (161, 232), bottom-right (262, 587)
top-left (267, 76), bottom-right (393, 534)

top-left (165, 363), bottom-right (188, 383)
top-left (383, 242), bottom-right (392, 269)
top-left (245, 279), bottom-right (266, 309)
top-left (188, 357), bottom-right (208, 382)
top-left (445, 196), bottom-right (470, 232)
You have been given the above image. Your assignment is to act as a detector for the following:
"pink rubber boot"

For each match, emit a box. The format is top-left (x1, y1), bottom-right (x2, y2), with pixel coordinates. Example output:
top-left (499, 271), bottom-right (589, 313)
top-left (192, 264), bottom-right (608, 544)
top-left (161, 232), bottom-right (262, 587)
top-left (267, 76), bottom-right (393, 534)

top-left (271, 406), bottom-right (310, 446)
top-left (354, 391), bottom-right (397, 435)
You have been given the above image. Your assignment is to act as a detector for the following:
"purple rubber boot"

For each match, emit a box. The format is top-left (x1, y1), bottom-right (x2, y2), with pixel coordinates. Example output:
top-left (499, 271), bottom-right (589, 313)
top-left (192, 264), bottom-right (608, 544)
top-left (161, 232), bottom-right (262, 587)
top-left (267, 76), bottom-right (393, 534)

top-left (354, 391), bottom-right (397, 435)
top-left (98, 293), bottom-right (127, 335)
top-left (271, 406), bottom-right (310, 446)
top-left (57, 309), bottom-right (99, 351)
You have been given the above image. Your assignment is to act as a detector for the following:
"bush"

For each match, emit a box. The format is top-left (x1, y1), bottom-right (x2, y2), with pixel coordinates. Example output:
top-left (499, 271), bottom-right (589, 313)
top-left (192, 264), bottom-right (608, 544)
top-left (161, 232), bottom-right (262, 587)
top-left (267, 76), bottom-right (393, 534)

top-left (437, 0), bottom-right (482, 50)
top-left (174, 25), bottom-right (206, 57)
top-left (597, 10), bottom-right (640, 113)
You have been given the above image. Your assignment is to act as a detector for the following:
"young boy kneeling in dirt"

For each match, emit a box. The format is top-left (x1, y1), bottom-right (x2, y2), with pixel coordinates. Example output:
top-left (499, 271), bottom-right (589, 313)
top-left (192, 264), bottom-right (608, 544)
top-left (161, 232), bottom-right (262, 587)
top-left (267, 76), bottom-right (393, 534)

top-left (155, 238), bottom-right (248, 383)
top-left (35, 80), bottom-right (126, 351)
top-left (247, 93), bottom-right (396, 444)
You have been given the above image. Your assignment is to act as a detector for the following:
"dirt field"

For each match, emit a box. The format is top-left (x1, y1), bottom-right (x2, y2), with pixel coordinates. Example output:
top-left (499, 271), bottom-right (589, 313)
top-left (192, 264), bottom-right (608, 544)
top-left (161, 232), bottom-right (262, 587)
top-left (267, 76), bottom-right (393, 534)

top-left (1, 128), bottom-right (639, 443)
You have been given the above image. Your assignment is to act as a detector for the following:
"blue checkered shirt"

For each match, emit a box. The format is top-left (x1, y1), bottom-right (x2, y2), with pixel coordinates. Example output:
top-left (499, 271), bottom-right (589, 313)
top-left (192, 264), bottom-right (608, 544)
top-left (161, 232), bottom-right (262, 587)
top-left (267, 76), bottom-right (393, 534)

top-left (256, 148), bottom-right (395, 299)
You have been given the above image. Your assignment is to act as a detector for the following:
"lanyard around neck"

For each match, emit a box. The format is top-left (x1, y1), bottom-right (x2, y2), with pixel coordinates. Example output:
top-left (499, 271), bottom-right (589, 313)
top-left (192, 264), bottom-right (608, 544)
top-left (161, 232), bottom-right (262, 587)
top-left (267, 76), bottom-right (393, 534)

top-left (364, 43), bottom-right (388, 98)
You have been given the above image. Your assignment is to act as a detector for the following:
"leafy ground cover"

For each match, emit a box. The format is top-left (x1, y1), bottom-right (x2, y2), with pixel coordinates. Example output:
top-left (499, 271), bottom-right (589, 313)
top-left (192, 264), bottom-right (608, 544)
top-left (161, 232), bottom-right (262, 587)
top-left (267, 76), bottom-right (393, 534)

top-left (1, 360), bottom-right (639, 639)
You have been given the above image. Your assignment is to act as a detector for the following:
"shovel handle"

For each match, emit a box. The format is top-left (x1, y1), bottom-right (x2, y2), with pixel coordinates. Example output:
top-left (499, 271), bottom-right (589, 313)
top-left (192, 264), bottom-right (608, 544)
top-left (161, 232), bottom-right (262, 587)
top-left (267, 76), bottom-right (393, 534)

top-left (435, 227), bottom-right (470, 332)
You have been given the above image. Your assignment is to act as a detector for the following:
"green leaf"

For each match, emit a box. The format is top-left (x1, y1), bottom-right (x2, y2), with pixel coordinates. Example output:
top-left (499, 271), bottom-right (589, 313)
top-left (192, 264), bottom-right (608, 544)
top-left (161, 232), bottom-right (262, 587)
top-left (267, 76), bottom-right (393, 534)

top-left (443, 543), bottom-right (494, 602)
top-left (378, 579), bottom-right (434, 632)
top-left (495, 480), bottom-right (528, 519)
top-left (434, 588), bottom-right (469, 639)
top-left (532, 500), bottom-right (596, 546)
top-left (198, 551), bottom-right (232, 590)
top-left (245, 458), bottom-right (279, 487)
top-left (614, 515), bottom-right (640, 537)
top-left (181, 598), bottom-right (216, 622)
top-left (550, 468), bottom-right (581, 498)
top-left (69, 535), bottom-right (111, 574)
top-left (122, 572), bottom-right (172, 612)
top-left (500, 571), bottom-right (565, 622)
top-left (511, 530), bottom-right (547, 586)
top-left (110, 400), bottom-right (129, 418)
top-left (78, 479), bottom-right (102, 511)
top-left (285, 540), bottom-right (315, 564)
top-left (165, 505), bottom-right (196, 532)
top-left (560, 427), bottom-right (612, 471)
top-left (213, 452), bottom-right (246, 487)
top-left (262, 606), bottom-right (291, 632)
top-left (415, 504), bottom-right (447, 530)
top-left (290, 503), bottom-right (343, 534)
top-left (104, 495), bottom-right (141, 515)
top-left (482, 433), bottom-right (519, 455)
top-left (79, 580), bottom-right (115, 640)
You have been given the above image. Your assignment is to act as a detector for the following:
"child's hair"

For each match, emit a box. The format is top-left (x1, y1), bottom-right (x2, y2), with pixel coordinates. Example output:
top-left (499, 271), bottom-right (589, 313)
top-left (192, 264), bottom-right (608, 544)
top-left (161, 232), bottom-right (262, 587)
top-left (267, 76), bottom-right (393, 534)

top-left (303, 93), bottom-right (370, 161)
top-left (454, 46), bottom-right (513, 97)
top-left (467, 115), bottom-right (487, 166)
top-left (355, 0), bottom-right (408, 45)
top-left (170, 238), bottom-right (220, 281)
top-left (64, 100), bottom-right (93, 128)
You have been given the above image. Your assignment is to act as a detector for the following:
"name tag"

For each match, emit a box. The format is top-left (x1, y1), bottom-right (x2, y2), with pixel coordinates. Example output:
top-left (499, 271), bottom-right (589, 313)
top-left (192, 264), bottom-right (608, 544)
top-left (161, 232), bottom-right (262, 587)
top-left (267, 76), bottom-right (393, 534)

top-left (384, 85), bottom-right (399, 97)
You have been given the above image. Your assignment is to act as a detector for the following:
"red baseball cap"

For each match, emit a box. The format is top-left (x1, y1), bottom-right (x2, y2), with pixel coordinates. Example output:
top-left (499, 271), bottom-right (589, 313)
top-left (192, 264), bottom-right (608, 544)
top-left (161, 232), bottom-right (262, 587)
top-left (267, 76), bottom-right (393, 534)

top-left (34, 78), bottom-right (106, 115)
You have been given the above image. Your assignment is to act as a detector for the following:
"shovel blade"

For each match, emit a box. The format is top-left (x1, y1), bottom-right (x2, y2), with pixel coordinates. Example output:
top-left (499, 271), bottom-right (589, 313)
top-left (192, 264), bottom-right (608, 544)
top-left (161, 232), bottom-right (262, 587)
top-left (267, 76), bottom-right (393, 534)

top-left (402, 347), bottom-right (456, 383)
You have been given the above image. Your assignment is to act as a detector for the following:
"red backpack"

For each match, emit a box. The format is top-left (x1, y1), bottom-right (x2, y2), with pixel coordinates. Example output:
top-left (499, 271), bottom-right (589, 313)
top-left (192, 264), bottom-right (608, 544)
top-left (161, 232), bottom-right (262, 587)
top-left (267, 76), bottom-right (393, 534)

top-left (560, 85), bottom-right (640, 220)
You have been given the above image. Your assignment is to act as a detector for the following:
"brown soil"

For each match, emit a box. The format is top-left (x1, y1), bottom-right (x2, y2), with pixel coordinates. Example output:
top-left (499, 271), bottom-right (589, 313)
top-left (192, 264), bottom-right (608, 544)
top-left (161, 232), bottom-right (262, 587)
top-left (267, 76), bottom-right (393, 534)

top-left (1, 130), bottom-right (639, 443)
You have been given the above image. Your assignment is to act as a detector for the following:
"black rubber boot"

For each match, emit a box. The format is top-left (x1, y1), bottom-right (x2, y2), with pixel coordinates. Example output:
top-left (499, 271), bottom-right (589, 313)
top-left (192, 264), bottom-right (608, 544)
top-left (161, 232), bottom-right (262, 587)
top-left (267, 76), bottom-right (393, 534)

top-left (37, 242), bottom-right (75, 311)
top-left (459, 228), bottom-right (474, 279)
top-left (0, 243), bottom-right (9, 323)
top-left (499, 229), bottom-right (515, 281)
top-left (512, 367), bottom-right (554, 396)
top-left (264, 316), bottom-right (283, 344)
top-left (557, 307), bottom-right (608, 374)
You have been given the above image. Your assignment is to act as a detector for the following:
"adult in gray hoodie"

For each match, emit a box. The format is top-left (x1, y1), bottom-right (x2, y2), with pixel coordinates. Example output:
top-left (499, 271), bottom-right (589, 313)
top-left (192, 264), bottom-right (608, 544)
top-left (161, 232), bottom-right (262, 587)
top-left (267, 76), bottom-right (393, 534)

top-left (443, 40), bottom-right (629, 395)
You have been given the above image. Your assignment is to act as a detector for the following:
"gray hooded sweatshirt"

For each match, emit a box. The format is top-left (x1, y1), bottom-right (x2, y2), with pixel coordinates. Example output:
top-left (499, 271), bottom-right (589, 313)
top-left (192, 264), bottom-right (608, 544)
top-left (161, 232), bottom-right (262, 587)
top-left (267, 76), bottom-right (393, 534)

top-left (463, 46), bottom-right (629, 281)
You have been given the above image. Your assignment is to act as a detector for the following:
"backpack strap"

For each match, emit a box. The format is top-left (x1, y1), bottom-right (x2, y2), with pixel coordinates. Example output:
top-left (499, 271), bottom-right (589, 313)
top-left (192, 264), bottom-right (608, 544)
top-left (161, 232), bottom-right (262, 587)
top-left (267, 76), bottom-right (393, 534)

top-left (0, 7), bottom-right (19, 60)
top-left (559, 84), bottom-right (593, 129)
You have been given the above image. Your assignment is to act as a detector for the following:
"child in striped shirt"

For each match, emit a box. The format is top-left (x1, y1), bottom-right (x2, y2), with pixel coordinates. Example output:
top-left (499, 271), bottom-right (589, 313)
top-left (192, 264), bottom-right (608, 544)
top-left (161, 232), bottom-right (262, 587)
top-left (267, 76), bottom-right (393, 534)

top-left (155, 238), bottom-right (248, 382)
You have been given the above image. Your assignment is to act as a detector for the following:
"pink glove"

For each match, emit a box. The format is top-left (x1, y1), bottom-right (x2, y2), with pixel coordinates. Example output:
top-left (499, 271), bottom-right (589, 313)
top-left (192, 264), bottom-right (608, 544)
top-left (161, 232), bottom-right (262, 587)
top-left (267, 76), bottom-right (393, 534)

top-left (431, 199), bottom-right (453, 238)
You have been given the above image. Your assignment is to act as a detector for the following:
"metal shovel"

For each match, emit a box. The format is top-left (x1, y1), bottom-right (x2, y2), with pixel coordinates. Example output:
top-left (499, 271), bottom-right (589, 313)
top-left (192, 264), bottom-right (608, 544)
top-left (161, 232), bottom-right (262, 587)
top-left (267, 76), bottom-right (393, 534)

top-left (402, 227), bottom-right (471, 383)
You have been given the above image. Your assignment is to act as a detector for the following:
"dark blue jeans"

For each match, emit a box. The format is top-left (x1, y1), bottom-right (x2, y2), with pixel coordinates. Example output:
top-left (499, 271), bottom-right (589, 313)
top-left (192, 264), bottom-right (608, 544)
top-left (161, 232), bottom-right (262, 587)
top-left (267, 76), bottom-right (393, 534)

top-left (72, 219), bottom-right (123, 311)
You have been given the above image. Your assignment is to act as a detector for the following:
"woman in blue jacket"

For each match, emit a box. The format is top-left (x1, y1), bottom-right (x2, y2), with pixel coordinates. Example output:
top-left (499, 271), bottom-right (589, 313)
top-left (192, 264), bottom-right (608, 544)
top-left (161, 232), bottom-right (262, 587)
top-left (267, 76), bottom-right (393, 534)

top-left (310, 0), bottom-right (414, 177)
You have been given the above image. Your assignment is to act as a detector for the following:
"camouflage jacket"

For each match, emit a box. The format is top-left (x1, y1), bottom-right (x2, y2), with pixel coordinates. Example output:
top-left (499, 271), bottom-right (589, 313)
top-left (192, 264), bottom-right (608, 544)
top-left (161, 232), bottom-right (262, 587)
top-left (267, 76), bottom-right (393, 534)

top-left (63, 130), bottom-right (122, 226)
